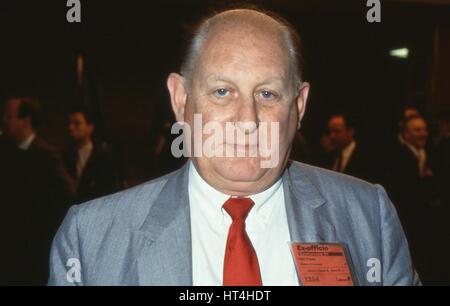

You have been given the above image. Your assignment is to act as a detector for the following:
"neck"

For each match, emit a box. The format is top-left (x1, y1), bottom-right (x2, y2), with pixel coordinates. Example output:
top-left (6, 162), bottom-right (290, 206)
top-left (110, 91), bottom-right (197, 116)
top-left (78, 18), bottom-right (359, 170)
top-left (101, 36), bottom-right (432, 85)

top-left (16, 130), bottom-right (34, 145)
top-left (76, 138), bottom-right (92, 149)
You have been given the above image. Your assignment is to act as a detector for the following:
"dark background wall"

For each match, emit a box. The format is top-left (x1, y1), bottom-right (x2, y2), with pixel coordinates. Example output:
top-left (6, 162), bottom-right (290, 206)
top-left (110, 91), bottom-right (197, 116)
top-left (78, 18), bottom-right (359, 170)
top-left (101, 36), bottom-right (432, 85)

top-left (1, 0), bottom-right (449, 183)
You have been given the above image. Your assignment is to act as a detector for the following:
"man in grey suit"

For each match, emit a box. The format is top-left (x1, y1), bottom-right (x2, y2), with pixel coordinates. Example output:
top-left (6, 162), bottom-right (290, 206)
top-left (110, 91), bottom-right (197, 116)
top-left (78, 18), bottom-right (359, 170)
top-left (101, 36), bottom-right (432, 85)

top-left (49, 8), bottom-right (420, 286)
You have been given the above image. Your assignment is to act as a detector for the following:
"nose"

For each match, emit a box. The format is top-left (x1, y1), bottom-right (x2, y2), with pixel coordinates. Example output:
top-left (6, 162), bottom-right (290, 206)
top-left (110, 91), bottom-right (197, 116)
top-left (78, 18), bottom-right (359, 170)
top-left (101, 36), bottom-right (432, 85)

top-left (236, 98), bottom-right (258, 135)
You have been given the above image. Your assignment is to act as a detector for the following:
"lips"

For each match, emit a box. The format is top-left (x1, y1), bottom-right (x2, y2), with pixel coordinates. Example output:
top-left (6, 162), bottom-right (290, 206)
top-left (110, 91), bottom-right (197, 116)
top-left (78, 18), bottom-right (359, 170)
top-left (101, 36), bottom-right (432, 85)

top-left (225, 143), bottom-right (258, 149)
top-left (223, 143), bottom-right (259, 156)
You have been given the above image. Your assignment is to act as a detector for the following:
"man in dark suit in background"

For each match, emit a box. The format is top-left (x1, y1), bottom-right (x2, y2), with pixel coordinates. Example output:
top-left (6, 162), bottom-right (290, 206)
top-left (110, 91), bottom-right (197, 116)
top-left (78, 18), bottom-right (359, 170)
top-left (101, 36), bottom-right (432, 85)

top-left (386, 114), bottom-right (444, 284)
top-left (325, 113), bottom-right (377, 182)
top-left (63, 107), bottom-right (121, 203)
top-left (388, 115), bottom-right (434, 218)
top-left (0, 97), bottom-right (74, 285)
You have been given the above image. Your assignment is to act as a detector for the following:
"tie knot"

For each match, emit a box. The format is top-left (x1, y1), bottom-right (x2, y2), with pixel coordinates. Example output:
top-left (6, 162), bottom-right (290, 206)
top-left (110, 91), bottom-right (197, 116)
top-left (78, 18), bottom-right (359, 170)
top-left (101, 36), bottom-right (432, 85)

top-left (223, 197), bottom-right (255, 221)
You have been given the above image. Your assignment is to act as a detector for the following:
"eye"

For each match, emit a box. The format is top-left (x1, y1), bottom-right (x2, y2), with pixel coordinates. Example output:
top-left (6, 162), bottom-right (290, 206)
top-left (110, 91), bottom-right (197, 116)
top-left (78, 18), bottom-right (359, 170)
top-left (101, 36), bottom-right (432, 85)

top-left (214, 88), bottom-right (230, 98)
top-left (258, 90), bottom-right (278, 100)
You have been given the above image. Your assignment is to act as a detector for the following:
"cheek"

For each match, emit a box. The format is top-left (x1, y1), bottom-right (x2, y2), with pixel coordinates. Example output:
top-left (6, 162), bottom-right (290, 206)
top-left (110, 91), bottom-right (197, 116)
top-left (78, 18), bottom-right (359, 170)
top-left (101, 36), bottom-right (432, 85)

top-left (71, 129), bottom-right (79, 136)
top-left (280, 105), bottom-right (298, 138)
top-left (16, 120), bottom-right (25, 129)
top-left (196, 99), bottom-right (234, 124)
top-left (260, 106), bottom-right (297, 149)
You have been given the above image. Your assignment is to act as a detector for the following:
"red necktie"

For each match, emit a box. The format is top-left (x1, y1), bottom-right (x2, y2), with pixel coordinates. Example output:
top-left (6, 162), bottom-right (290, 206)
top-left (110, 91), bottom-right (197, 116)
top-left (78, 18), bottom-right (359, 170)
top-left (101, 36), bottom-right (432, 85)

top-left (222, 197), bottom-right (262, 286)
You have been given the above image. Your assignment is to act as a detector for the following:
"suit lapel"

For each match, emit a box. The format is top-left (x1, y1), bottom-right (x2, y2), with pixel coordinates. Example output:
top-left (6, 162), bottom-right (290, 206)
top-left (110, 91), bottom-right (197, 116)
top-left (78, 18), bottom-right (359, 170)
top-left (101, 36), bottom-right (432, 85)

top-left (135, 162), bottom-right (192, 285)
top-left (67, 149), bottom-right (78, 179)
top-left (283, 162), bottom-right (337, 243)
top-left (78, 144), bottom-right (98, 185)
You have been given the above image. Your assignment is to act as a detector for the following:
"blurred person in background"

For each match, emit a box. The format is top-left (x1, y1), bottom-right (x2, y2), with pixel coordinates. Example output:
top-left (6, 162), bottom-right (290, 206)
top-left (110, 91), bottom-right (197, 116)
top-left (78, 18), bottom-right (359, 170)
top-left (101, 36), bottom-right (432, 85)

top-left (308, 130), bottom-right (334, 169)
top-left (386, 114), bottom-right (447, 284)
top-left (325, 113), bottom-right (377, 182)
top-left (397, 106), bottom-right (421, 145)
top-left (0, 97), bottom-right (74, 285)
top-left (64, 106), bottom-right (122, 203)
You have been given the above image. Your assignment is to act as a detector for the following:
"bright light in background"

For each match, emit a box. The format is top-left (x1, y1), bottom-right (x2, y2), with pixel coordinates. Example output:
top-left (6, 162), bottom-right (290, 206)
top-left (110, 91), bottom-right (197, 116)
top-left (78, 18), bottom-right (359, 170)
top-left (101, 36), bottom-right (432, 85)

top-left (389, 48), bottom-right (409, 59)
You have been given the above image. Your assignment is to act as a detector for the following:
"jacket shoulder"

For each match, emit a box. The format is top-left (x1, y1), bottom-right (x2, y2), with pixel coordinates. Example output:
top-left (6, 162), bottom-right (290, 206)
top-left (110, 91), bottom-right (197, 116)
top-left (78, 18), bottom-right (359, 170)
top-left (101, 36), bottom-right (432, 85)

top-left (288, 161), bottom-right (383, 216)
top-left (68, 169), bottom-right (179, 234)
top-left (289, 161), bottom-right (376, 191)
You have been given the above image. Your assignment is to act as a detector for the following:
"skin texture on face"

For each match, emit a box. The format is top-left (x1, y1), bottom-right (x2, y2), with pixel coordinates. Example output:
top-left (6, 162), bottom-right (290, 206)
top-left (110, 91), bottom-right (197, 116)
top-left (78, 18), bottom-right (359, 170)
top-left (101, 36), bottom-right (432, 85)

top-left (403, 117), bottom-right (428, 149)
top-left (67, 112), bottom-right (94, 146)
top-left (168, 10), bottom-right (309, 196)
top-left (2, 98), bottom-right (32, 144)
top-left (328, 116), bottom-right (354, 151)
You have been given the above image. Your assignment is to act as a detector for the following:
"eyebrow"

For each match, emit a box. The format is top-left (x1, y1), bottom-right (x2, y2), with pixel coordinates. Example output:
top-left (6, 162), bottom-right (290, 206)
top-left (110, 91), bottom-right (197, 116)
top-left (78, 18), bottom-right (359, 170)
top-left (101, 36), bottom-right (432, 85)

top-left (211, 75), bottom-right (236, 85)
top-left (206, 75), bottom-right (286, 87)
top-left (255, 77), bottom-right (285, 87)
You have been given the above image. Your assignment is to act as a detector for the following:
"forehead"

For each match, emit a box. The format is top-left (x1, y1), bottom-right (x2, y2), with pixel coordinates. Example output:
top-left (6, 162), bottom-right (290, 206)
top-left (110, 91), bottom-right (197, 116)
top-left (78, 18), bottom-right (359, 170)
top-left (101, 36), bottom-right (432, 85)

top-left (407, 118), bottom-right (426, 128)
top-left (404, 108), bottom-right (419, 116)
top-left (69, 112), bottom-right (87, 122)
top-left (329, 116), bottom-right (346, 127)
top-left (196, 23), bottom-right (291, 82)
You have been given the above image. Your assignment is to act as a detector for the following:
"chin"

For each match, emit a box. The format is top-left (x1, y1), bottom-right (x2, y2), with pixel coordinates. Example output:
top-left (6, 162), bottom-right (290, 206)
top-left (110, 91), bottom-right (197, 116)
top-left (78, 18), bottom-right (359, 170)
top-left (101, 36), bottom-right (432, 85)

top-left (214, 157), bottom-right (266, 182)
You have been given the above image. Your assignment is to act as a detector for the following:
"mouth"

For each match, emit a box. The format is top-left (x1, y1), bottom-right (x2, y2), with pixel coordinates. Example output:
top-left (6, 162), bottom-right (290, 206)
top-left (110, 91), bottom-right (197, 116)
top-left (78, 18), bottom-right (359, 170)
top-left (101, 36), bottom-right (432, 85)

top-left (224, 143), bottom-right (259, 155)
top-left (225, 142), bottom-right (257, 148)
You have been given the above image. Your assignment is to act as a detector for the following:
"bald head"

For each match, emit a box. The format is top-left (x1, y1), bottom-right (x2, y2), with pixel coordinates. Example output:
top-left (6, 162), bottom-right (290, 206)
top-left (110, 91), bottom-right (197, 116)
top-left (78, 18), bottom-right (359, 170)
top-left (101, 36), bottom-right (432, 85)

top-left (181, 9), bottom-right (303, 89)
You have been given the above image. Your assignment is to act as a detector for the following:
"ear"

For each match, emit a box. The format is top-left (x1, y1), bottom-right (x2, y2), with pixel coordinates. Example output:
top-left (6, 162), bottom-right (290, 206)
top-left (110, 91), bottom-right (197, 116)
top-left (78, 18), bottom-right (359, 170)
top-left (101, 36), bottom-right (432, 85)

top-left (296, 82), bottom-right (310, 129)
top-left (167, 73), bottom-right (188, 123)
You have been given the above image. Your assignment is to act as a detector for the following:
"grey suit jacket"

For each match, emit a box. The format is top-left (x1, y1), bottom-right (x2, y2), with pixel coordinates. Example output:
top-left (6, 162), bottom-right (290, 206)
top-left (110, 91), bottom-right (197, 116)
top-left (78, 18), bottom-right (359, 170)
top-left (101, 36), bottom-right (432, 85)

top-left (48, 161), bottom-right (420, 286)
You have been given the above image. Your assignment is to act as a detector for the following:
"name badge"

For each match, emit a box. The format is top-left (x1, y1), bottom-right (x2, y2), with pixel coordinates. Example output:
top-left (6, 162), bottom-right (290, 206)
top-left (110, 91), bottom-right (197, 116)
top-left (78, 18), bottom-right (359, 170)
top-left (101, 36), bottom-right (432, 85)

top-left (290, 242), bottom-right (355, 286)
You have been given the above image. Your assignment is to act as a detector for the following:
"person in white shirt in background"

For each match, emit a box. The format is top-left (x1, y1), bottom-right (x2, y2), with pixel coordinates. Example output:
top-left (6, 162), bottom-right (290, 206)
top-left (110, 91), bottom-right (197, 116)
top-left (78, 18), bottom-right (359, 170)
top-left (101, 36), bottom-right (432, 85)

top-left (401, 115), bottom-right (432, 178)
top-left (63, 107), bottom-right (122, 203)
top-left (326, 113), bottom-right (377, 182)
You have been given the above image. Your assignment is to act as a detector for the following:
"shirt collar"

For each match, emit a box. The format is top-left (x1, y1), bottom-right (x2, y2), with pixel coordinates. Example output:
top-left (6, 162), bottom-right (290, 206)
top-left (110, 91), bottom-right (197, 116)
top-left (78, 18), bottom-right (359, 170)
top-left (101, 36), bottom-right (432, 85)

top-left (78, 141), bottom-right (93, 154)
top-left (18, 133), bottom-right (35, 150)
top-left (188, 160), bottom-right (283, 227)
top-left (405, 142), bottom-right (425, 159)
top-left (341, 140), bottom-right (356, 159)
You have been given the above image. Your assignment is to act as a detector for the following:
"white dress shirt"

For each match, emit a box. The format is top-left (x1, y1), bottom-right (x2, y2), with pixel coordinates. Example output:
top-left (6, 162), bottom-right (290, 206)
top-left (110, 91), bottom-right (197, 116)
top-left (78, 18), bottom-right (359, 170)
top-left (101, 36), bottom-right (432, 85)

top-left (333, 141), bottom-right (356, 172)
top-left (189, 161), bottom-right (299, 286)
top-left (18, 133), bottom-right (35, 150)
top-left (405, 143), bottom-right (427, 177)
top-left (76, 141), bottom-right (93, 179)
